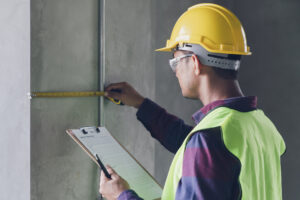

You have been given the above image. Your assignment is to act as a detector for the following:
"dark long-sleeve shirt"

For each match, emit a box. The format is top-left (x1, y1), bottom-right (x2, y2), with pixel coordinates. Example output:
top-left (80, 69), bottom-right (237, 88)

top-left (118, 96), bottom-right (257, 200)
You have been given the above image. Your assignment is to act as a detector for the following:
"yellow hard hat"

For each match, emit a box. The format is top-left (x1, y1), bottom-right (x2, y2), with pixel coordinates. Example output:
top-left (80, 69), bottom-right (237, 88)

top-left (156, 3), bottom-right (251, 55)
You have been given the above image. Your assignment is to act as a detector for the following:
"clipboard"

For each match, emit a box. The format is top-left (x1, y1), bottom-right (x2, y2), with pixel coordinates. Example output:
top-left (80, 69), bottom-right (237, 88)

top-left (66, 126), bottom-right (162, 200)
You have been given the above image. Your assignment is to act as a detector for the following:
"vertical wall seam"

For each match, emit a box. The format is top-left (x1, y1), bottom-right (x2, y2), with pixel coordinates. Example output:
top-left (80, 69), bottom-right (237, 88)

top-left (99, 0), bottom-right (105, 126)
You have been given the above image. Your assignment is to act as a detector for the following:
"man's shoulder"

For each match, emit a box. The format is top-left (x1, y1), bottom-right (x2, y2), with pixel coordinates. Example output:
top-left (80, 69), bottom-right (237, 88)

top-left (186, 127), bottom-right (223, 148)
top-left (184, 127), bottom-right (241, 169)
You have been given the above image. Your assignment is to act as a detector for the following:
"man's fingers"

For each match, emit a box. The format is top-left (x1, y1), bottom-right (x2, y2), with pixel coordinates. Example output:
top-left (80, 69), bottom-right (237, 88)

top-left (110, 173), bottom-right (120, 180)
top-left (105, 82), bottom-right (127, 92)
top-left (106, 165), bottom-right (116, 174)
top-left (105, 91), bottom-right (122, 100)
top-left (100, 170), bottom-right (109, 185)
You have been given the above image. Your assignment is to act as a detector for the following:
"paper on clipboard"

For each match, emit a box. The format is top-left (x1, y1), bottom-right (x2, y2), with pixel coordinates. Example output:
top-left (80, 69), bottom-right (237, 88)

top-left (66, 126), bottom-right (162, 200)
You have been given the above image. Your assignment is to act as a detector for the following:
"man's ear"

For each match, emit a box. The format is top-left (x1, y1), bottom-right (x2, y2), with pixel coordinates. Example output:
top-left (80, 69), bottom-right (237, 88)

top-left (192, 55), bottom-right (202, 76)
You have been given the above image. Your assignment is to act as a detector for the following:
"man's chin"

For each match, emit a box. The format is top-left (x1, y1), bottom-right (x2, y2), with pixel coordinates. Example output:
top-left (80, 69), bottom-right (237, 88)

top-left (183, 96), bottom-right (198, 100)
top-left (181, 91), bottom-right (198, 100)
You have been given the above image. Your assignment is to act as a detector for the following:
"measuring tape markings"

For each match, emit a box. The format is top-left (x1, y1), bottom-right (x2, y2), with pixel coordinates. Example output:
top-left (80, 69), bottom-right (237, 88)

top-left (29, 91), bottom-right (121, 105)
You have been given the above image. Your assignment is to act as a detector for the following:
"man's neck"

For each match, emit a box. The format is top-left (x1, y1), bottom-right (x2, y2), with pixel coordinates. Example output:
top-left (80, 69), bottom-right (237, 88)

top-left (198, 79), bottom-right (244, 106)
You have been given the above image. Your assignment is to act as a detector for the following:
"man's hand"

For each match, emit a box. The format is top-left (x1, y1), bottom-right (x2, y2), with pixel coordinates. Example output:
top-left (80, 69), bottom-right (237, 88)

top-left (104, 82), bottom-right (145, 109)
top-left (99, 165), bottom-right (130, 200)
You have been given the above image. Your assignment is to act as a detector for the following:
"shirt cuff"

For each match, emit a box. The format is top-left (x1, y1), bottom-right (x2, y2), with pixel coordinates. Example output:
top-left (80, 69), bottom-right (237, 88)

top-left (117, 189), bottom-right (143, 200)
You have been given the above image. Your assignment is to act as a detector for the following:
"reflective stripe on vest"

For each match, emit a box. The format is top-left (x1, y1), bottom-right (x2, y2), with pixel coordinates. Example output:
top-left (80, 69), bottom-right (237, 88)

top-left (161, 107), bottom-right (286, 200)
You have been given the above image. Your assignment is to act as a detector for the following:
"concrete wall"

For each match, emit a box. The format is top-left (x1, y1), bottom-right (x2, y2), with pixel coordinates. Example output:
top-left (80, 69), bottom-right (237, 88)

top-left (104, 0), bottom-right (157, 176)
top-left (31, 0), bottom-right (99, 199)
top-left (103, 0), bottom-right (202, 186)
top-left (0, 0), bottom-right (30, 200)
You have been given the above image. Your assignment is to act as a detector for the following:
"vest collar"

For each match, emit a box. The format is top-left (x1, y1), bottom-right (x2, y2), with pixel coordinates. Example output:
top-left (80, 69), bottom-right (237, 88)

top-left (192, 96), bottom-right (258, 124)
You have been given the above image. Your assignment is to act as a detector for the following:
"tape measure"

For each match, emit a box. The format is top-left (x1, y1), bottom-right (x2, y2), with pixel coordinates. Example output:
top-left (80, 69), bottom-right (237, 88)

top-left (29, 91), bottom-right (122, 105)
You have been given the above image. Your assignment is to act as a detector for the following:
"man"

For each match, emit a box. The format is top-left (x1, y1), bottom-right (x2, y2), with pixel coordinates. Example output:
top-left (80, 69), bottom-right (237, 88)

top-left (99, 3), bottom-right (286, 200)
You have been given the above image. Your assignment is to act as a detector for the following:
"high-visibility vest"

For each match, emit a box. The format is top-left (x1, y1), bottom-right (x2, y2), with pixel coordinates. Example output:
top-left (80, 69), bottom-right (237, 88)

top-left (162, 107), bottom-right (286, 200)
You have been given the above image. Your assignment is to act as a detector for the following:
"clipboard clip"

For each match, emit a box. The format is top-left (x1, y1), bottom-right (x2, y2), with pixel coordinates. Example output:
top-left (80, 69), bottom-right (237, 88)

top-left (80, 126), bottom-right (101, 134)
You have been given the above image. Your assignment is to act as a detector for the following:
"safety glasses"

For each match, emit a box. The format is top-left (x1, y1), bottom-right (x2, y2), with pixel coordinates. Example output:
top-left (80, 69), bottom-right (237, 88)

top-left (169, 54), bottom-right (193, 72)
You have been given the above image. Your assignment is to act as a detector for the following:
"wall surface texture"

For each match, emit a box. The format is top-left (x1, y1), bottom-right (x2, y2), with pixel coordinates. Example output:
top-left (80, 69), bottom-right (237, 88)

top-left (104, 0), bottom-right (202, 187)
top-left (0, 0), bottom-right (30, 200)
top-left (103, 0), bottom-right (157, 177)
top-left (31, 0), bottom-right (100, 199)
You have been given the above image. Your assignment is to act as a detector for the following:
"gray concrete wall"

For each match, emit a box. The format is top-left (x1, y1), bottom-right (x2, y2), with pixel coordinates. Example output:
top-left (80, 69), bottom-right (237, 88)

top-left (31, 0), bottom-right (100, 199)
top-left (0, 0), bottom-right (30, 200)
top-left (104, 0), bottom-right (157, 176)
top-left (103, 0), bottom-right (202, 187)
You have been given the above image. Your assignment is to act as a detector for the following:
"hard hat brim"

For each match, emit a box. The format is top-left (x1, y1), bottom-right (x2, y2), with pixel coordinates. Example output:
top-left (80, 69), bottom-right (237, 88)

top-left (155, 44), bottom-right (252, 55)
top-left (155, 46), bottom-right (173, 52)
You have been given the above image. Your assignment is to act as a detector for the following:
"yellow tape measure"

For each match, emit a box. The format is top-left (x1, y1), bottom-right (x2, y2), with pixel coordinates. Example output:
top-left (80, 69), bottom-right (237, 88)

top-left (29, 91), bottom-right (121, 105)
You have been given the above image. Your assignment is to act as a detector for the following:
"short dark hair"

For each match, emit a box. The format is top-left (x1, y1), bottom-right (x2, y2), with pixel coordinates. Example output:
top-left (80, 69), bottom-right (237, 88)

top-left (211, 54), bottom-right (241, 80)
top-left (212, 67), bottom-right (239, 80)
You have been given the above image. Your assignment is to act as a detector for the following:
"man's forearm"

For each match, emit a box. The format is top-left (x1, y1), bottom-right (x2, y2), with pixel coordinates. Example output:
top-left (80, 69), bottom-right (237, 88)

top-left (136, 98), bottom-right (193, 153)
